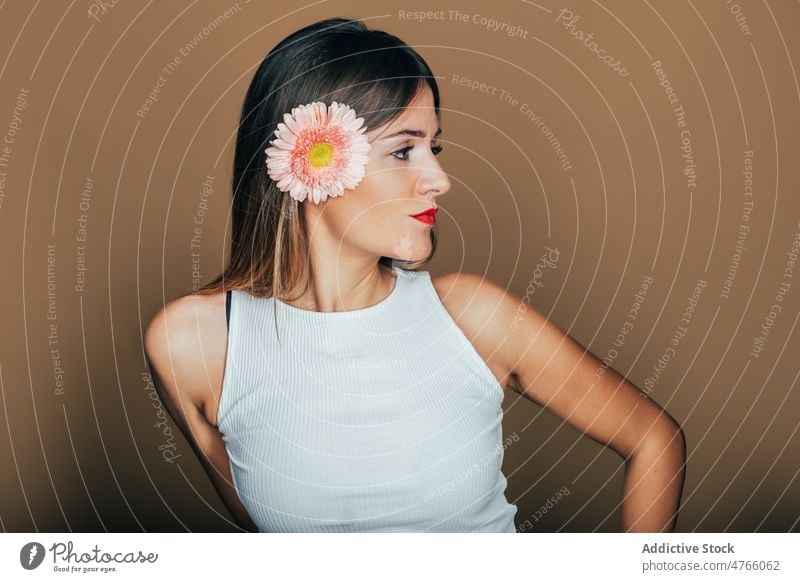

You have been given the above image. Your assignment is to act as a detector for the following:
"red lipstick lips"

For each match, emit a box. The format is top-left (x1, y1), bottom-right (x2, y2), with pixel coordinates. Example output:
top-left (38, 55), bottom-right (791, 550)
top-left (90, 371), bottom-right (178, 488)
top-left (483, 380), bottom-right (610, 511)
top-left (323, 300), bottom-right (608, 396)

top-left (410, 207), bottom-right (437, 225)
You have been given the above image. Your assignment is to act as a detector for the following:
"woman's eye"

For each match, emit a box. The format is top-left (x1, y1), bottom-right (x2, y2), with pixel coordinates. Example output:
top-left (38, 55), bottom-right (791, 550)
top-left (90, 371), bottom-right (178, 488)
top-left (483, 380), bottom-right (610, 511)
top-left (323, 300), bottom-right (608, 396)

top-left (391, 144), bottom-right (444, 161)
top-left (391, 146), bottom-right (413, 161)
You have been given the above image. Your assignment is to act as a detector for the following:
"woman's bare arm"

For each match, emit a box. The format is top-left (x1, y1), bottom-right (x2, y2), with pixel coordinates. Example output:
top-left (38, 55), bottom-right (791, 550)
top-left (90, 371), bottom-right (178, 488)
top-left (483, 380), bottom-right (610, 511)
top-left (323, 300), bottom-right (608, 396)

top-left (144, 297), bottom-right (259, 532)
top-left (433, 272), bottom-right (687, 532)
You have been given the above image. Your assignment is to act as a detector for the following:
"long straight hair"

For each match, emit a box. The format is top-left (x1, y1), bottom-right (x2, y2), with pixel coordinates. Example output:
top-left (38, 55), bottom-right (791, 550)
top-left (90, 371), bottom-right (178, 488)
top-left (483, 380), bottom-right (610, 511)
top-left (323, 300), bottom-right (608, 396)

top-left (196, 18), bottom-right (440, 317)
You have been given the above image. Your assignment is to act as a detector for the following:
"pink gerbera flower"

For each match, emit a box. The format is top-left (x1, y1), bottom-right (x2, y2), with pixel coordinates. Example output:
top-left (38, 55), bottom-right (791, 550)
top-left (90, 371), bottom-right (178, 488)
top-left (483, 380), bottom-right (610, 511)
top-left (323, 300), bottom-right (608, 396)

top-left (264, 101), bottom-right (372, 204)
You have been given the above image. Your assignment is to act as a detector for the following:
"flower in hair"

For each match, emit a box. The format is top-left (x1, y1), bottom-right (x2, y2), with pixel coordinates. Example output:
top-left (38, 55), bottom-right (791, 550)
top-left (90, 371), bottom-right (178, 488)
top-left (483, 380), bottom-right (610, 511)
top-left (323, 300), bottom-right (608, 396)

top-left (264, 101), bottom-right (372, 204)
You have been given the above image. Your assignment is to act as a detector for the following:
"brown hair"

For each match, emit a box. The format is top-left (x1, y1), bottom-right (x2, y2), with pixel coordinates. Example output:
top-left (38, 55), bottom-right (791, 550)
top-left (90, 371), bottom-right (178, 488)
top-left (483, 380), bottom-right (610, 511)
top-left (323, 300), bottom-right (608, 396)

top-left (196, 17), bottom-right (441, 324)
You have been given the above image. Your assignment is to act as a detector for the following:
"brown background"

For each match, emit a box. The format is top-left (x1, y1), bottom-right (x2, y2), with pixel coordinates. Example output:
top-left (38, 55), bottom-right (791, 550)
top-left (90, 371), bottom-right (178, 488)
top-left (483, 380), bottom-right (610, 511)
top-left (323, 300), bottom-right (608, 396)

top-left (0, 0), bottom-right (798, 532)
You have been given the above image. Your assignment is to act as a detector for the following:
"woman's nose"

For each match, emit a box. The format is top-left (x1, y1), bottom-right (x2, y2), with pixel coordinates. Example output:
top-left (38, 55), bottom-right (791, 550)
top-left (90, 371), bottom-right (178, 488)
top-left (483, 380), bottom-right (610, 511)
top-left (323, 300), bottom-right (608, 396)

top-left (419, 160), bottom-right (451, 197)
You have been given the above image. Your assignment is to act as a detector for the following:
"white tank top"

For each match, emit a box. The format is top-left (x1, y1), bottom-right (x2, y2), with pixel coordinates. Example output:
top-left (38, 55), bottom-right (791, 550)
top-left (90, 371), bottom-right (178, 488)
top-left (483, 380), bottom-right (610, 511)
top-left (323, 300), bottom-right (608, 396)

top-left (217, 266), bottom-right (518, 532)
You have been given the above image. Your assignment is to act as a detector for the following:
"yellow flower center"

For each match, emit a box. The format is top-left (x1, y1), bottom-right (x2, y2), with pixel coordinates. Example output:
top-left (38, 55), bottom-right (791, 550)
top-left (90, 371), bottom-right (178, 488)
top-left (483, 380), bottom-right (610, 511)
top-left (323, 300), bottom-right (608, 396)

top-left (308, 142), bottom-right (335, 168)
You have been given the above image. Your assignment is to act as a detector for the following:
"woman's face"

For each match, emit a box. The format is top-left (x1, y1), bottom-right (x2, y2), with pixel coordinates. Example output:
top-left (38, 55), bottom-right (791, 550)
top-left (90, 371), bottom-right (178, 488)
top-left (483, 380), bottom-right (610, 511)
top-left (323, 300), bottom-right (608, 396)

top-left (303, 86), bottom-right (451, 263)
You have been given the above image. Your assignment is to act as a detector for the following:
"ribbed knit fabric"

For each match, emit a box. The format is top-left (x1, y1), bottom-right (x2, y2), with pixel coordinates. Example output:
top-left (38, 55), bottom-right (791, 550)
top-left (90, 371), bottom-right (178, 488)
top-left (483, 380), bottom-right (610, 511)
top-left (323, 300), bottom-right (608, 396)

top-left (217, 266), bottom-right (518, 532)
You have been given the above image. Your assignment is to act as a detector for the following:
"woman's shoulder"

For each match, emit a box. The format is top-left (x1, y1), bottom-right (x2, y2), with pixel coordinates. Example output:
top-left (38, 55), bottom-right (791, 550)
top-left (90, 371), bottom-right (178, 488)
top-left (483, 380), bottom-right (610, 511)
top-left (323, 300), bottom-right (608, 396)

top-left (143, 290), bottom-right (228, 419)
top-left (429, 271), bottom-right (519, 322)
top-left (145, 290), bottom-right (228, 348)
top-left (428, 272), bottom-right (528, 380)
top-left (430, 271), bottom-right (557, 389)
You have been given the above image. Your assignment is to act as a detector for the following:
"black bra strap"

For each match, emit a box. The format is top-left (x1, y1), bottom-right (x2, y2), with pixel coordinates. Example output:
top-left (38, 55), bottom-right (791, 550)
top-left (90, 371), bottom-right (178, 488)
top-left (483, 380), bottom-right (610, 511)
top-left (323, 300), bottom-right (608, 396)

top-left (225, 290), bottom-right (232, 330)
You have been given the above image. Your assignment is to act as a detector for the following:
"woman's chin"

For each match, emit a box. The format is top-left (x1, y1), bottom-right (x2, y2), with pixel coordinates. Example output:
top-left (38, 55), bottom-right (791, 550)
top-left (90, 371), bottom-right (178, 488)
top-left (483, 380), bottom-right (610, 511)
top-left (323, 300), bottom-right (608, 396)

top-left (384, 232), bottom-right (429, 262)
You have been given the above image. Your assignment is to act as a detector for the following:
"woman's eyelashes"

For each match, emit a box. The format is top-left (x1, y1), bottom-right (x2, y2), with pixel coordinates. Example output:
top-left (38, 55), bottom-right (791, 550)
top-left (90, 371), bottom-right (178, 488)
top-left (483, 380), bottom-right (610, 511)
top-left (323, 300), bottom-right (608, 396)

top-left (391, 143), bottom-right (444, 161)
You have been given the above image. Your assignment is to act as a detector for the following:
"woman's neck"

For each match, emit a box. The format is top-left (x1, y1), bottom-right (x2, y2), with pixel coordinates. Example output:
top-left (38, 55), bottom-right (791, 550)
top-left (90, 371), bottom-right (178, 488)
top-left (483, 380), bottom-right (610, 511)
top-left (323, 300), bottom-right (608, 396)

top-left (280, 260), bottom-right (395, 313)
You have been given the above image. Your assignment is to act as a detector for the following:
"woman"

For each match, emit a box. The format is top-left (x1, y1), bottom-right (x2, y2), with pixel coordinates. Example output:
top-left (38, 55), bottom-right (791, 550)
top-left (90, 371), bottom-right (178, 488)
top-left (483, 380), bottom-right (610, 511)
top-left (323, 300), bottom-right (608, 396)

top-left (144, 17), bottom-right (686, 533)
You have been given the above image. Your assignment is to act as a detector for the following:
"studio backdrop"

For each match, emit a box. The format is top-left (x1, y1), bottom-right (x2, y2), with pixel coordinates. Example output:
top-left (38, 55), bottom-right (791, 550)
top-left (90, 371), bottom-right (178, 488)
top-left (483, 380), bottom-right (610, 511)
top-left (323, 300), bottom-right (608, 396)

top-left (0, 0), bottom-right (798, 532)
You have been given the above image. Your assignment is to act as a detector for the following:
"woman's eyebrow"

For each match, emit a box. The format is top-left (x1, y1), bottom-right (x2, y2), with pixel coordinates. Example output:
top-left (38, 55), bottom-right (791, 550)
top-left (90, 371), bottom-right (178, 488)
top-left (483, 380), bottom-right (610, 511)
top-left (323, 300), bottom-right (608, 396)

top-left (378, 127), bottom-right (442, 140)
